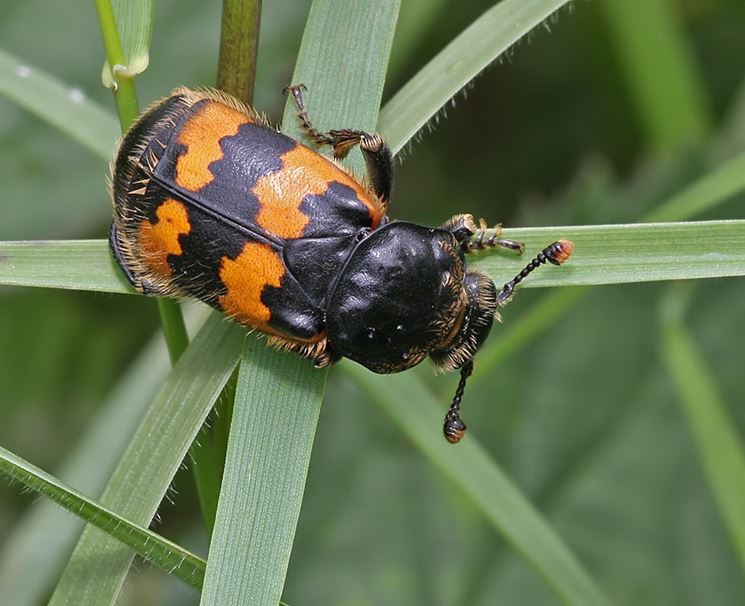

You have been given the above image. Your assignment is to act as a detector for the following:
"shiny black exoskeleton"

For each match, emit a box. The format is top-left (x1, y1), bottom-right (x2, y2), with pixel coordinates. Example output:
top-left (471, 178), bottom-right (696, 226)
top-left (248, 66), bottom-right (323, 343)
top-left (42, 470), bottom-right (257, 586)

top-left (284, 85), bottom-right (573, 443)
top-left (110, 84), bottom-right (574, 444)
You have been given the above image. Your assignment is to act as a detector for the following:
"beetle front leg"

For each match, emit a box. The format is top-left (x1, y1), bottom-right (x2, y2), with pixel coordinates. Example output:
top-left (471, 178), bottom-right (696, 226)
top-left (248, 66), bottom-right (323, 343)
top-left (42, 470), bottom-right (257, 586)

top-left (439, 214), bottom-right (524, 254)
top-left (467, 219), bottom-right (524, 254)
top-left (285, 84), bottom-right (394, 206)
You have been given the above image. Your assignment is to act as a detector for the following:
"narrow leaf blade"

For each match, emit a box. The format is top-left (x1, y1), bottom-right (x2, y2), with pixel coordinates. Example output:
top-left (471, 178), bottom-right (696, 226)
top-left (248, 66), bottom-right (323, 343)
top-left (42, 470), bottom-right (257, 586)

top-left (0, 240), bottom-right (131, 294)
top-left (0, 331), bottom-right (170, 605)
top-left (4, 221), bottom-right (744, 296)
top-left (201, 341), bottom-right (327, 604)
top-left (379, 0), bottom-right (573, 152)
top-left (0, 446), bottom-right (206, 589)
top-left (473, 220), bottom-right (745, 287)
top-left (49, 314), bottom-right (243, 605)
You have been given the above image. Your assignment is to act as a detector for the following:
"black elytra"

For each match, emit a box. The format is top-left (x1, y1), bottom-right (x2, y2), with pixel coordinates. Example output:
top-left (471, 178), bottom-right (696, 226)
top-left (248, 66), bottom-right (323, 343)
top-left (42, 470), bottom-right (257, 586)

top-left (109, 85), bottom-right (574, 444)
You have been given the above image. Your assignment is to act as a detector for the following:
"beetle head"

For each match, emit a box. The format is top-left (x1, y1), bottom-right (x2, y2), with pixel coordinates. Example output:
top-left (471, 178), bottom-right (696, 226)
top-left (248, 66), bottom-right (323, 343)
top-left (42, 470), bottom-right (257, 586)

top-left (429, 268), bottom-right (497, 372)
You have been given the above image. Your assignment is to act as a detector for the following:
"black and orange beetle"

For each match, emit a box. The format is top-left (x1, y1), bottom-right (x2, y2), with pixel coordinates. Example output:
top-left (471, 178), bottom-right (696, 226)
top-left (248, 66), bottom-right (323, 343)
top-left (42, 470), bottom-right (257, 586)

top-left (110, 86), bottom-right (573, 443)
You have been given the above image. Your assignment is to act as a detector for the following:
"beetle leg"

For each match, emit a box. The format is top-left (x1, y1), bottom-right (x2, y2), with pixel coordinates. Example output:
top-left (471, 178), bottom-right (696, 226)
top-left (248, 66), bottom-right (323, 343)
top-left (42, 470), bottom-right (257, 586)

top-left (465, 219), bottom-right (525, 254)
top-left (497, 240), bottom-right (574, 305)
top-left (285, 84), bottom-right (394, 205)
top-left (336, 130), bottom-right (393, 206)
top-left (284, 84), bottom-right (334, 146)
top-left (440, 215), bottom-right (525, 254)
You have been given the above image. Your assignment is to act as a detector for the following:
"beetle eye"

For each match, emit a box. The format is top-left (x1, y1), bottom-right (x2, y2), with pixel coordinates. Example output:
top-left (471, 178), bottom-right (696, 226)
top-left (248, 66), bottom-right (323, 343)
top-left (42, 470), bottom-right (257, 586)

top-left (430, 269), bottom-right (497, 372)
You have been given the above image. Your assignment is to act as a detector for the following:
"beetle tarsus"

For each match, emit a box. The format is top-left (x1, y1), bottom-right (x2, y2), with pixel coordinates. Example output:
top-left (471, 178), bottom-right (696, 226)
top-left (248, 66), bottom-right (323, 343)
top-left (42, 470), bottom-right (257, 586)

top-left (286, 84), bottom-right (394, 205)
top-left (284, 83), bottom-right (334, 147)
top-left (464, 219), bottom-right (525, 255)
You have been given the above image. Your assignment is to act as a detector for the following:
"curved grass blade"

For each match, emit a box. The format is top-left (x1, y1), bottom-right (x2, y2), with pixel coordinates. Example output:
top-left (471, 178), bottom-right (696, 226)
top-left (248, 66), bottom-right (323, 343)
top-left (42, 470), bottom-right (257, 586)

top-left (0, 332), bottom-right (170, 605)
top-left (344, 361), bottom-right (610, 606)
top-left (0, 445), bottom-right (205, 589)
top-left (0, 49), bottom-right (118, 159)
top-left (201, 1), bottom-right (401, 604)
top-left (378, 0), bottom-right (573, 152)
top-left (0, 308), bottom-right (208, 605)
top-left (660, 286), bottom-right (745, 574)
top-left (49, 314), bottom-right (243, 605)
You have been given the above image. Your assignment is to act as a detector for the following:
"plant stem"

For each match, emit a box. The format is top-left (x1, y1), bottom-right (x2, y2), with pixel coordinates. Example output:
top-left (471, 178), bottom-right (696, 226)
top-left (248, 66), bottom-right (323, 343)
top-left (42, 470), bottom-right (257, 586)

top-left (95, 0), bottom-right (189, 364)
top-left (93, 0), bottom-right (140, 131)
top-left (217, 0), bottom-right (262, 104)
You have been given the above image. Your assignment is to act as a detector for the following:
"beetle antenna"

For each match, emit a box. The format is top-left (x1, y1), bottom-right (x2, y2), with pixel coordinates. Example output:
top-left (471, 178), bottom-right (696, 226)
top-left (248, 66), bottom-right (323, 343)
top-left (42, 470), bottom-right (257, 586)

top-left (498, 240), bottom-right (574, 304)
top-left (443, 360), bottom-right (473, 444)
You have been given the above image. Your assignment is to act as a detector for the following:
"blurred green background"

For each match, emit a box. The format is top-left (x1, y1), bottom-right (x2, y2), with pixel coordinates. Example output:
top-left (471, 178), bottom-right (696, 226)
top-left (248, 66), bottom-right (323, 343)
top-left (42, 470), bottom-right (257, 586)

top-left (2, 0), bottom-right (745, 604)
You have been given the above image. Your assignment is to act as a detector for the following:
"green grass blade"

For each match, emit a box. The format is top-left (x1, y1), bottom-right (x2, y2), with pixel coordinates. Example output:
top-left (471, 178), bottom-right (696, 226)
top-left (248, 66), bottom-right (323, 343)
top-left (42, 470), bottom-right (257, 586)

top-left (201, 342), bottom-right (327, 605)
top-left (378, 0), bottom-right (573, 153)
top-left (472, 220), bottom-right (745, 287)
top-left (599, 0), bottom-right (711, 151)
top-left (100, 0), bottom-right (153, 90)
top-left (0, 445), bottom-right (205, 589)
top-left (660, 287), bottom-right (745, 573)
top-left (201, 1), bottom-right (400, 604)
top-left (3, 220), bottom-right (744, 294)
top-left (0, 49), bottom-right (118, 159)
top-left (344, 362), bottom-right (610, 606)
top-left (0, 331), bottom-right (170, 605)
top-left (49, 314), bottom-right (243, 605)
top-left (0, 240), bottom-right (132, 293)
